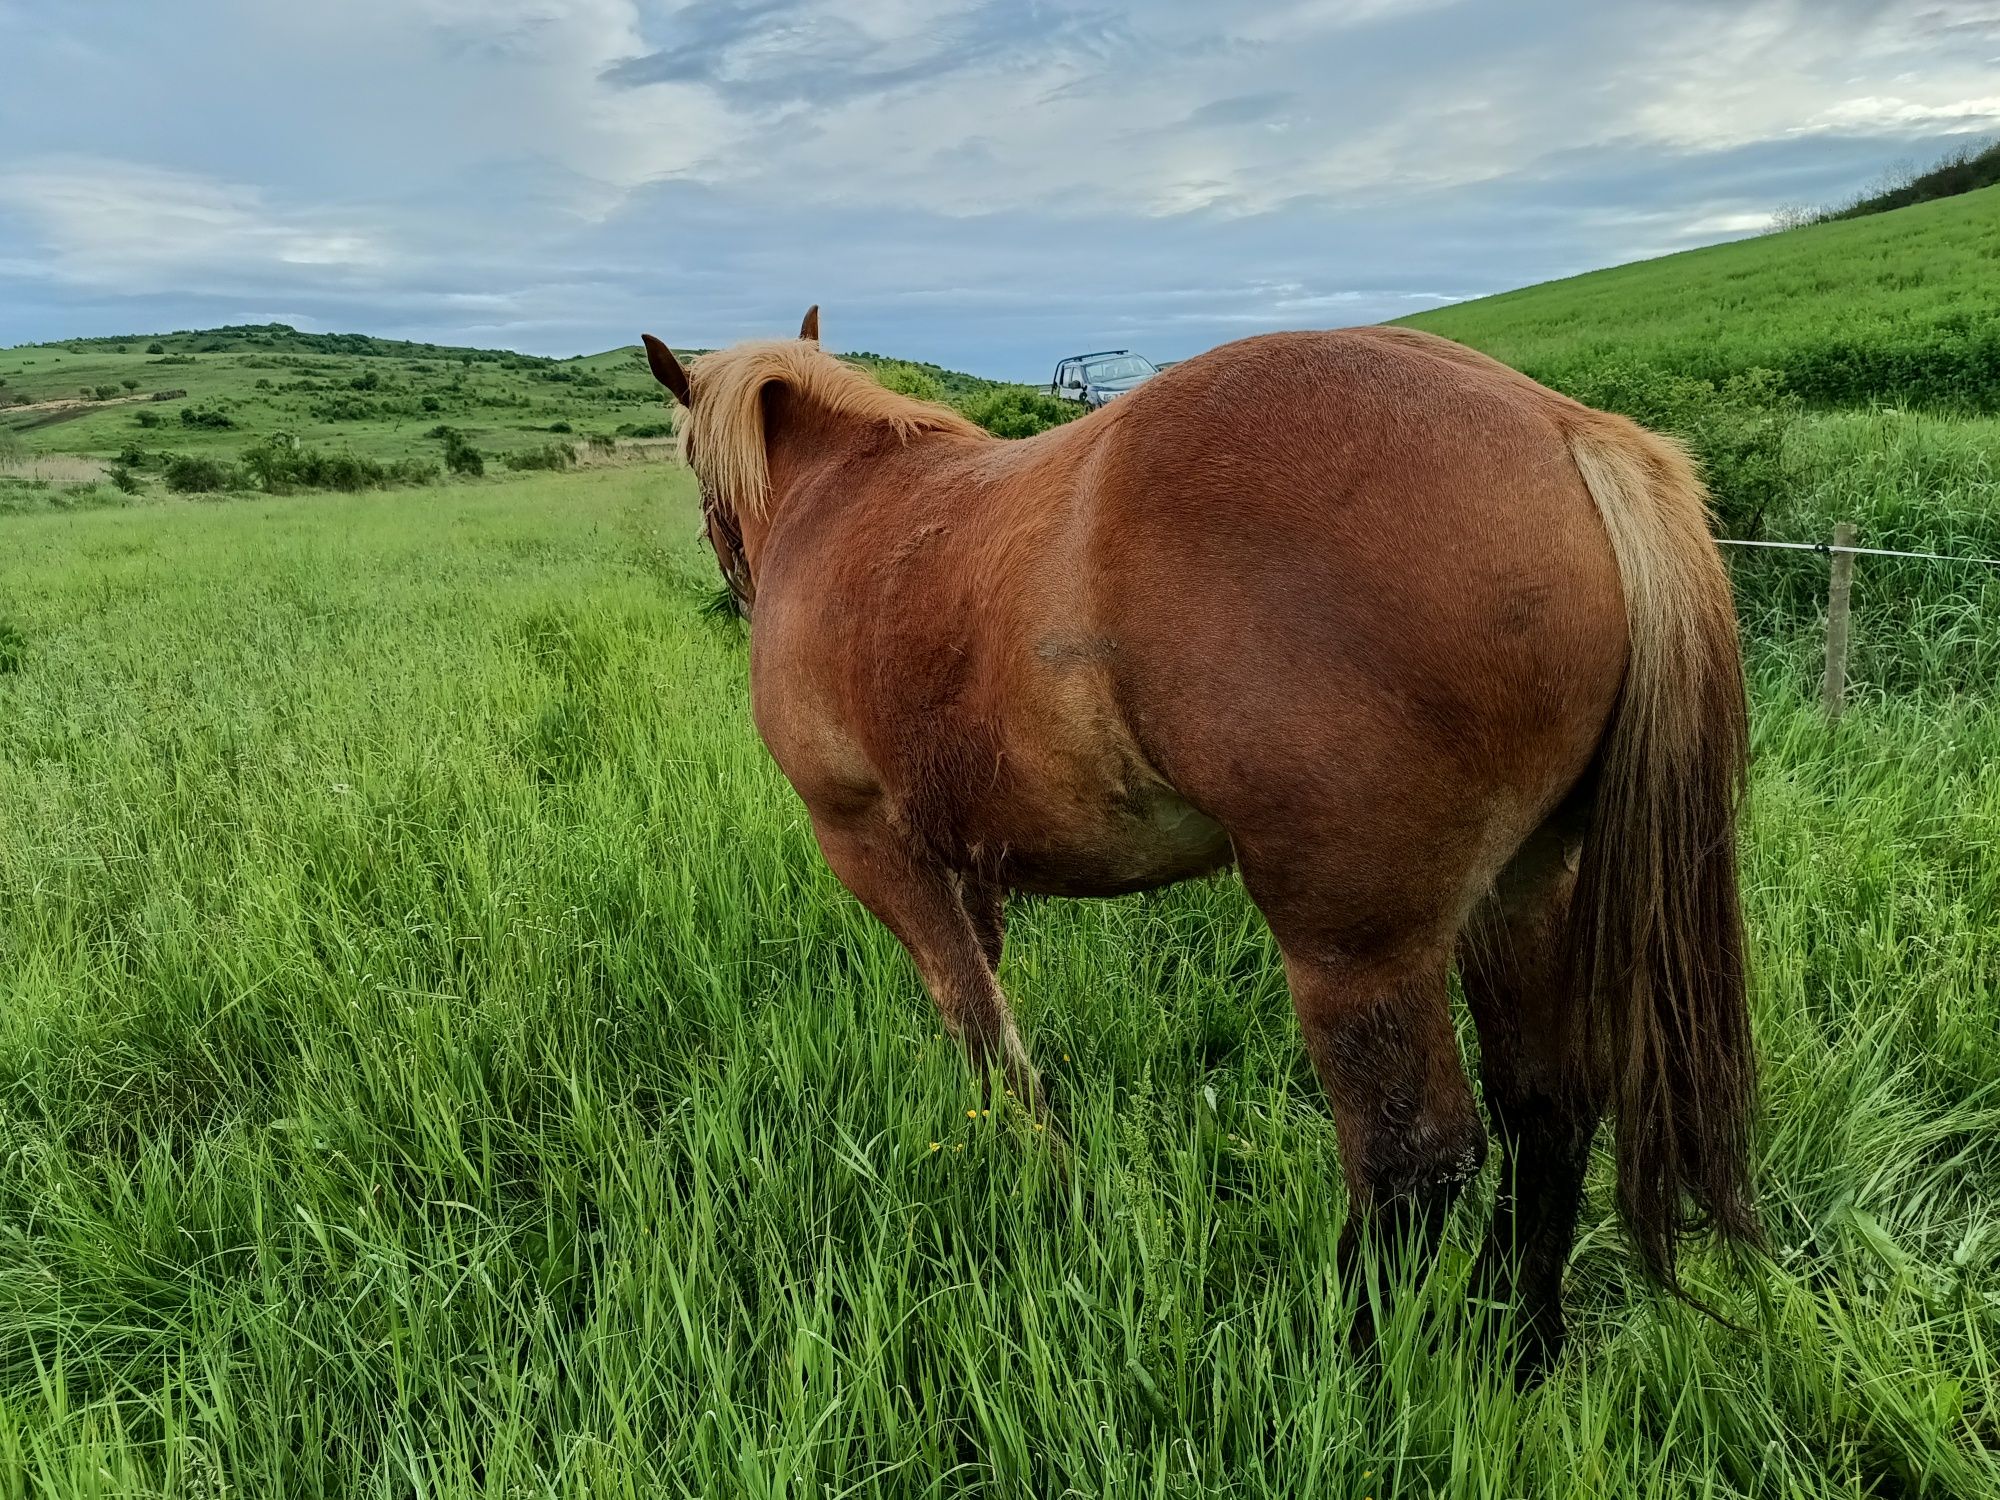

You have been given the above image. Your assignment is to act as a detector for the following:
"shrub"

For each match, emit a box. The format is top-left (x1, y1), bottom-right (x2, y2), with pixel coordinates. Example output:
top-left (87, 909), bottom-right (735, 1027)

top-left (134, 410), bottom-right (162, 429)
top-left (503, 442), bottom-right (575, 472)
top-left (145, 342), bottom-right (165, 354)
top-left (121, 378), bottom-right (139, 391)
top-left (163, 454), bottom-right (237, 493)
top-left (255, 378), bottom-right (273, 391)
top-left (116, 443), bottom-right (151, 468)
top-left (871, 361), bottom-right (948, 404)
top-left (420, 395), bottom-right (442, 413)
top-left (311, 395), bottom-right (377, 422)
top-left (180, 404), bottom-right (235, 430)
top-left (616, 420), bottom-right (674, 439)
top-left (547, 420), bottom-right (573, 433)
top-left (93, 384), bottom-right (120, 401)
top-left (109, 466), bottom-right (142, 495)
top-left (961, 387), bottom-right (1084, 439)
top-left (241, 434), bottom-right (436, 493)
top-left (432, 426), bottom-right (484, 477)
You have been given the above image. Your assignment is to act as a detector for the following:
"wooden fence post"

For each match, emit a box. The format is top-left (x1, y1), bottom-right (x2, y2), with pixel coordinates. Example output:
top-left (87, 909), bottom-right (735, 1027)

top-left (1822, 521), bottom-right (1856, 720)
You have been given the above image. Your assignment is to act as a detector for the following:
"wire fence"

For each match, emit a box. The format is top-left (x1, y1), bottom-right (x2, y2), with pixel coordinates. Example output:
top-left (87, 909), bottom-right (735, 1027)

top-left (1715, 526), bottom-right (1996, 719)
top-left (1717, 537), bottom-right (2000, 569)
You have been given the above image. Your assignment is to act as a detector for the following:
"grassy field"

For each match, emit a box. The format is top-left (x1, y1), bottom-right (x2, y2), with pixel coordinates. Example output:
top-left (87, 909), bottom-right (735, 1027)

top-left (2, 438), bottom-right (1996, 1495)
top-left (1400, 184), bottom-right (2000, 410)
top-left (3, 186), bottom-right (1999, 1492)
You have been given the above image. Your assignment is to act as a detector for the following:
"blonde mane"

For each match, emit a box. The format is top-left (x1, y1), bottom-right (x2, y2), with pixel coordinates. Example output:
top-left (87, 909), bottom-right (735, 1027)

top-left (679, 340), bottom-right (986, 515)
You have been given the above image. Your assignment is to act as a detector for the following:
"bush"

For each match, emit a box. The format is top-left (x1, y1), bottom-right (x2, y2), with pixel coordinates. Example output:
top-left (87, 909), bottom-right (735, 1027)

top-left (546, 420), bottom-right (573, 433)
top-left (432, 426), bottom-right (484, 477)
top-left (117, 443), bottom-right (151, 468)
top-left (121, 378), bottom-right (140, 392)
top-left (240, 434), bottom-right (436, 493)
top-left (109, 466), bottom-right (142, 495)
top-left (420, 395), bottom-right (442, 413)
top-left (311, 395), bottom-right (377, 422)
top-left (180, 404), bottom-right (236, 430)
top-left (961, 387), bottom-right (1084, 439)
top-left (871, 361), bottom-right (948, 404)
top-left (93, 384), bottom-right (121, 401)
top-left (503, 442), bottom-right (575, 472)
top-left (134, 411), bottom-right (162, 429)
top-left (145, 342), bottom-right (165, 355)
top-left (616, 420), bottom-right (673, 439)
top-left (163, 454), bottom-right (237, 493)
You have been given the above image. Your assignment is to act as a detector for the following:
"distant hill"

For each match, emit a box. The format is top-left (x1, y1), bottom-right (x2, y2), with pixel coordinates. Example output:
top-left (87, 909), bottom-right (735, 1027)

top-left (1399, 184), bottom-right (2000, 410)
top-left (1, 324), bottom-right (1007, 475)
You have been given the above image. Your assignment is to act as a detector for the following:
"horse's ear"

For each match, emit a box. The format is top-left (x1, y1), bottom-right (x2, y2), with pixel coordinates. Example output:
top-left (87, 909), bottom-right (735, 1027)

top-left (641, 334), bottom-right (690, 407)
top-left (798, 304), bottom-right (819, 343)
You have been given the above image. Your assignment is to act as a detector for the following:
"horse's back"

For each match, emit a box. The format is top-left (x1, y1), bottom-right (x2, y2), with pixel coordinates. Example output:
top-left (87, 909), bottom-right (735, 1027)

top-left (1076, 328), bottom-right (1630, 940)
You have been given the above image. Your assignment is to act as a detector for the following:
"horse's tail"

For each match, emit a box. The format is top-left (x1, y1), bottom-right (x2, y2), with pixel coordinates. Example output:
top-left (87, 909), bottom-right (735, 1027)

top-left (1561, 411), bottom-right (1760, 1293)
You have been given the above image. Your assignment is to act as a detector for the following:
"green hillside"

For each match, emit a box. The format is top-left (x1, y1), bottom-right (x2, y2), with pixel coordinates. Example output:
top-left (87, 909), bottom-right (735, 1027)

top-left (0, 323), bottom-right (1005, 469)
top-left (1400, 184), bottom-right (2000, 410)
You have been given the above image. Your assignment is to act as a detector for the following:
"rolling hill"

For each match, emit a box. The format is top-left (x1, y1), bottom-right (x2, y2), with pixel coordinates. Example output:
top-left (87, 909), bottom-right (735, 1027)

top-left (0, 322), bottom-right (1007, 477)
top-left (1399, 183), bottom-right (2000, 411)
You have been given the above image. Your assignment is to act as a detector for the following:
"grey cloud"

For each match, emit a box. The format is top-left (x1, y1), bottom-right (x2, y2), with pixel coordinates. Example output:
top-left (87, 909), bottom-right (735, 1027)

top-left (605, 1), bottom-right (1137, 109)
top-left (1183, 91), bottom-right (1297, 127)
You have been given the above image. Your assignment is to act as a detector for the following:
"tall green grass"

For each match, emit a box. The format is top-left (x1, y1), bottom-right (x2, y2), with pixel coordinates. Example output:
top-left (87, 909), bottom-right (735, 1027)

top-left (2, 467), bottom-right (1994, 1496)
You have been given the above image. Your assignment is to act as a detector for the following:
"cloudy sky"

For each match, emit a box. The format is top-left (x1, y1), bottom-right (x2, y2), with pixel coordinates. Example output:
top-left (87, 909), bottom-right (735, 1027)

top-left (1, 1), bottom-right (1994, 377)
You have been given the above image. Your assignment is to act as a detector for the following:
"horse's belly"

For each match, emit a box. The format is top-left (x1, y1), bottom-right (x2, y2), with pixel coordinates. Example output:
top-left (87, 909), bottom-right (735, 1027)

top-left (990, 780), bottom-right (1233, 898)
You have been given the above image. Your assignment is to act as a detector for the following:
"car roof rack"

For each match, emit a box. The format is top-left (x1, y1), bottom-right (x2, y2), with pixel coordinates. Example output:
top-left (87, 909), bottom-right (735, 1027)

top-left (1073, 349), bottom-right (1132, 361)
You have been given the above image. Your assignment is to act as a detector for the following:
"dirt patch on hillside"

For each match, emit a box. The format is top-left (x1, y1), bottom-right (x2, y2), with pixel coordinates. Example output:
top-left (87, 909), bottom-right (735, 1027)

top-left (1, 391), bottom-right (175, 430)
top-left (0, 455), bottom-right (111, 485)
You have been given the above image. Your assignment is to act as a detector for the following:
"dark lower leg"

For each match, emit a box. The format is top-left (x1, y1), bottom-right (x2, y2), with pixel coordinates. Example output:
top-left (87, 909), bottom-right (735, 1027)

top-left (1460, 820), bottom-right (1603, 1381)
top-left (1287, 950), bottom-right (1488, 1353)
top-left (1473, 1091), bottom-right (1598, 1376)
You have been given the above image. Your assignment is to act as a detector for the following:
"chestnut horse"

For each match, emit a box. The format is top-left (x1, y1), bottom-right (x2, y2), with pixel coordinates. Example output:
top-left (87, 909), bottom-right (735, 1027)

top-left (643, 308), bottom-right (1758, 1374)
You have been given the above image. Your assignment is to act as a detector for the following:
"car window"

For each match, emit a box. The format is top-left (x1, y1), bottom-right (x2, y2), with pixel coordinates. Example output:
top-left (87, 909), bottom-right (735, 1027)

top-left (1084, 355), bottom-right (1155, 382)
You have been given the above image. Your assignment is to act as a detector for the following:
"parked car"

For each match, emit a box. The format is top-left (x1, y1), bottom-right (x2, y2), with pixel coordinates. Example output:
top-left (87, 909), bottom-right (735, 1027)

top-left (1048, 350), bottom-right (1161, 410)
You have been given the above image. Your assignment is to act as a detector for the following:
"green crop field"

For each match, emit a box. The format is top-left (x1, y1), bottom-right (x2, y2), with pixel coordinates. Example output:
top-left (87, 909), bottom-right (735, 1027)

top-left (2, 196), bottom-right (1998, 1495)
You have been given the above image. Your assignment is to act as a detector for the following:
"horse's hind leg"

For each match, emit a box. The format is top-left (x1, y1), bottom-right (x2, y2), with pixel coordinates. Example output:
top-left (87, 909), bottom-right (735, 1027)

top-left (809, 816), bottom-right (1039, 1107)
top-left (1458, 813), bottom-right (1606, 1381)
top-left (1272, 933), bottom-right (1489, 1352)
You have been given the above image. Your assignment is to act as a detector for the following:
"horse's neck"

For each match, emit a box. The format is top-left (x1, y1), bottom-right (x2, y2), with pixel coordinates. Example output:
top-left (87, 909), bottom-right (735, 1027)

top-left (754, 395), bottom-right (906, 549)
